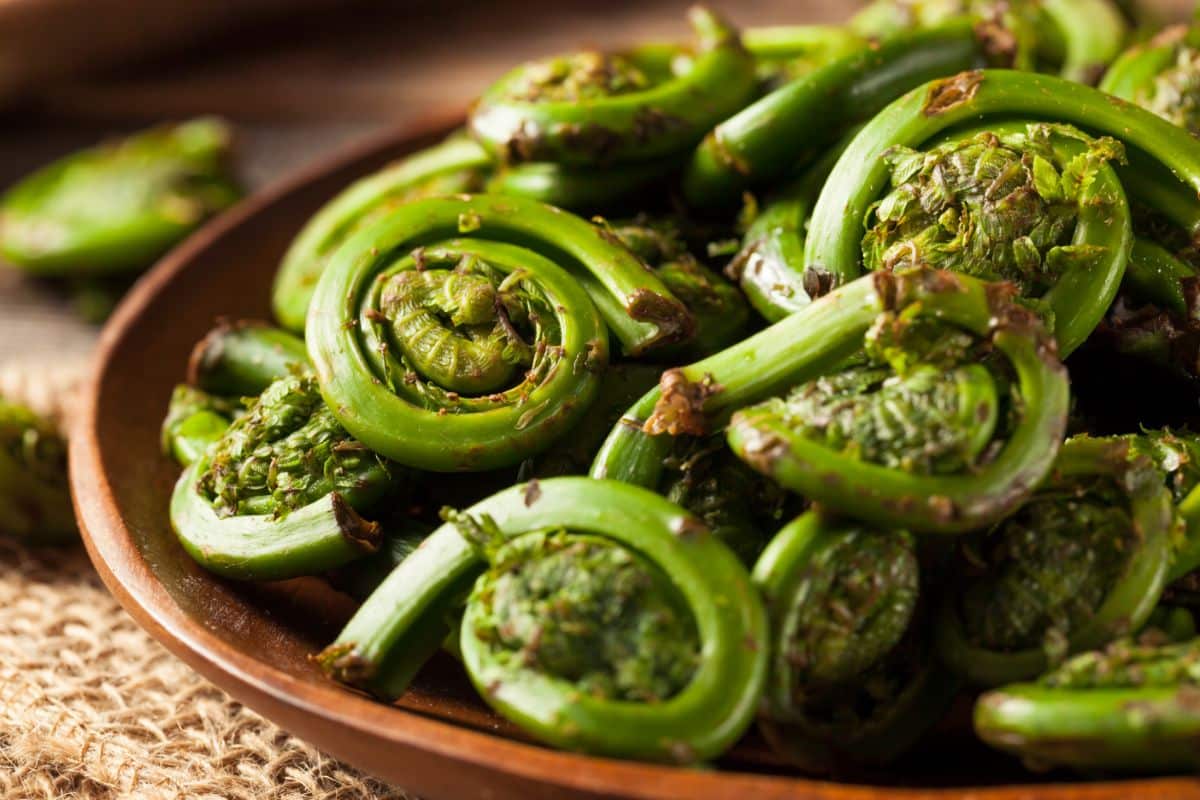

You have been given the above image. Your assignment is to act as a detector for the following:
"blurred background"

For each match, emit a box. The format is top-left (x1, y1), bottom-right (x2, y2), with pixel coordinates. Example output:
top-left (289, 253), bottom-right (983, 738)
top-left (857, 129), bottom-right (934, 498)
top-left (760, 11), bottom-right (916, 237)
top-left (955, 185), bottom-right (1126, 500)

top-left (0, 0), bottom-right (1193, 365)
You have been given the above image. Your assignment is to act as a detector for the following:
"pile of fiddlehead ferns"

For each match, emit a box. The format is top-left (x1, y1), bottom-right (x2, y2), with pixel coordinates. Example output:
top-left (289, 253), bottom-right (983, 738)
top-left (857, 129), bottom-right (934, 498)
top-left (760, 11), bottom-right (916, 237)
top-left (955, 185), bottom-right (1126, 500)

top-left (153, 0), bottom-right (1200, 781)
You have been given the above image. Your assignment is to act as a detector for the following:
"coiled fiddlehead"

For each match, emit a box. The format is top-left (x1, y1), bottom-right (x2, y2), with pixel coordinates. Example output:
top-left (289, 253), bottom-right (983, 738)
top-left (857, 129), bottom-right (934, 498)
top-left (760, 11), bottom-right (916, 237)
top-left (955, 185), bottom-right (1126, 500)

top-left (753, 511), bottom-right (956, 772)
top-left (682, 21), bottom-right (1002, 208)
top-left (318, 477), bottom-right (767, 763)
top-left (976, 636), bottom-right (1200, 772)
top-left (0, 398), bottom-right (75, 544)
top-left (936, 436), bottom-right (1173, 686)
top-left (862, 124), bottom-right (1124, 306)
top-left (169, 373), bottom-right (400, 580)
top-left (0, 118), bottom-right (240, 277)
top-left (591, 268), bottom-right (1068, 534)
top-left (272, 135), bottom-right (490, 332)
top-left (469, 7), bottom-right (756, 169)
top-left (724, 282), bottom-right (1066, 534)
top-left (305, 193), bottom-right (707, 471)
top-left (803, 69), bottom-right (1200, 354)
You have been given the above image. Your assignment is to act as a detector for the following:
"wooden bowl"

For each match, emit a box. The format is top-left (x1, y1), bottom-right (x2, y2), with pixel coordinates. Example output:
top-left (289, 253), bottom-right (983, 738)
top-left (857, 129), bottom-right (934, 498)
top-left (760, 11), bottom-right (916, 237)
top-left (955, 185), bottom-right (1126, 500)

top-left (69, 118), bottom-right (1200, 800)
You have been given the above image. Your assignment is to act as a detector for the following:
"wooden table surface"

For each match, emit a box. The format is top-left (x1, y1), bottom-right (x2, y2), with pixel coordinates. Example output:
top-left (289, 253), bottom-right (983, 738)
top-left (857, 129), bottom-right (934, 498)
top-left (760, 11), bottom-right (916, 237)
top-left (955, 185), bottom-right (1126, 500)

top-left (0, 0), bottom-right (1192, 366)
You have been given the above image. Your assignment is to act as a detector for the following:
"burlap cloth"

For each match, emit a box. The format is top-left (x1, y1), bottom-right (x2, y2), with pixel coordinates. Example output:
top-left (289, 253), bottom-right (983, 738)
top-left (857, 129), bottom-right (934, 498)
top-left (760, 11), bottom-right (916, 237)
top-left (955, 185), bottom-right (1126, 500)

top-left (0, 361), bottom-right (409, 800)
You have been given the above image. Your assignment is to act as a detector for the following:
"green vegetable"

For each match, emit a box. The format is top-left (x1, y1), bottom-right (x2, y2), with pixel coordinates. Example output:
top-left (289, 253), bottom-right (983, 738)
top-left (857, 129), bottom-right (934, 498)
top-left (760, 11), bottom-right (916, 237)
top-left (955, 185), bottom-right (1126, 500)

top-left (861, 122), bottom-right (1127, 356)
top-left (272, 135), bottom-right (490, 331)
top-left (468, 7), bottom-right (756, 168)
top-left (0, 398), bottom-right (75, 544)
top-left (754, 511), bottom-right (957, 771)
top-left (593, 267), bottom-right (1069, 535)
top-left (161, 320), bottom-right (310, 467)
top-left (168, 374), bottom-right (398, 580)
top-left (682, 21), bottom-right (996, 208)
top-left (1130, 430), bottom-right (1200, 583)
top-left (319, 477), bottom-right (767, 764)
top-left (806, 70), bottom-right (1200, 283)
top-left (187, 319), bottom-right (309, 397)
top-left (306, 193), bottom-right (702, 472)
top-left (1038, 0), bottom-right (1130, 82)
top-left (976, 636), bottom-right (1200, 772)
top-left (937, 436), bottom-right (1173, 686)
top-left (147, 0), bottom-right (1200, 777)
top-left (804, 69), bottom-right (1189, 354)
top-left (1119, 238), bottom-right (1198, 317)
top-left (0, 118), bottom-right (240, 277)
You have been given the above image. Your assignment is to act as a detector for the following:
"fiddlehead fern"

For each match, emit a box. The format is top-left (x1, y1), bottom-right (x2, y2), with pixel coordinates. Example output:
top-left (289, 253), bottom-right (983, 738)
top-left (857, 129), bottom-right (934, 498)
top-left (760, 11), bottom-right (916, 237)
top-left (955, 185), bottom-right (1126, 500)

top-left (0, 398), bottom-right (75, 544)
top-left (976, 636), bottom-right (1200, 772)
top-left (169, 373), bottom-right (401, 580)
top-left (319, 477), bottom-right (767, 763)
top-left (682, 21), bottom-right (1004, 208)
top-left (272, 135), bottom-right (490, 331)
top-left (861, 125), bottom-right (1124, 311)
top-left (468, 7), bottom-right (756, 168)
top-left (306, 193), bottom-right (705, 471)
top-left (936, 436), bottom-right (1173, 686)
top-left (0, 118), bottom-right (240, 277)
top-left (592, 267), bottom-right (1069, 535)
top-left (187, 318), bottom-right (309, 397)
top-left (753, 511), bottom-right (956, 772)
top-left (803, 70), bottom-right (1200, 354)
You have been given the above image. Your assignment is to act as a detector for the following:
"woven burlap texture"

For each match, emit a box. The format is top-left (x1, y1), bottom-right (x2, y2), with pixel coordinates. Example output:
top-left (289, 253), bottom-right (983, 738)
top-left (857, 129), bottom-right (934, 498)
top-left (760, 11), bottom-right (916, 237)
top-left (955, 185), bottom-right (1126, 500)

top-left (0, 539), bottom-right (408, 800)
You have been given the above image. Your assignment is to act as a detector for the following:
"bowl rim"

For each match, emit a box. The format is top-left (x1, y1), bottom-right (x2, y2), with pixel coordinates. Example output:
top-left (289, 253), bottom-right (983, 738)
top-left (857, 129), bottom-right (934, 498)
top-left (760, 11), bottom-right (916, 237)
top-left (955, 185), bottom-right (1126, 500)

top-left (67, 115), bottom-right (1200, 800)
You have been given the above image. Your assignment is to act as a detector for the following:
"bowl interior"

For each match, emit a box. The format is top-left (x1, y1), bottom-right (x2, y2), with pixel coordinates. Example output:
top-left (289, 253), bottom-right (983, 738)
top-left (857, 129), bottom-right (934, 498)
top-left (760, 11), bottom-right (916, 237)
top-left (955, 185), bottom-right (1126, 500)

top-left (70, 119), bottom-right (1200, 800)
